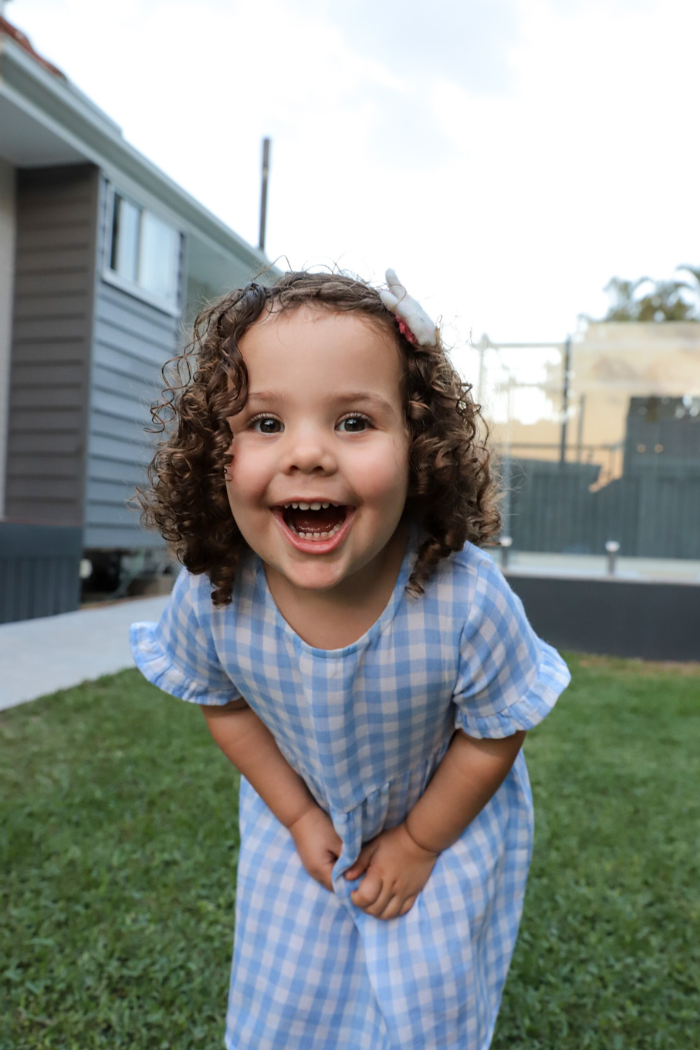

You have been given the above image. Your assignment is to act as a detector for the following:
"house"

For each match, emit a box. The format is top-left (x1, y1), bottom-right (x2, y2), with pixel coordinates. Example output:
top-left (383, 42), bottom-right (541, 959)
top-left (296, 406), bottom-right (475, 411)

top-left (0, 14), bottom-right (275, 622)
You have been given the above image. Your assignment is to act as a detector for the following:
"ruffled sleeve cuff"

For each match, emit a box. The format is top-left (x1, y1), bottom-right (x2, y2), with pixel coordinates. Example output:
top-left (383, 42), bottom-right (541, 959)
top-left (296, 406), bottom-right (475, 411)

top-left (454, 642), bottom-right (571, 739)
top-left (130, 622), bottom-right (240, 706)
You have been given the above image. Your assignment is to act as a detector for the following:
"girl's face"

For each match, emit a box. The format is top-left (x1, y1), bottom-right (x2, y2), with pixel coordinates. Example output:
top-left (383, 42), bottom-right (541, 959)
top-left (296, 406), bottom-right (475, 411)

top-left (225, 306), bottom-right (410, 599)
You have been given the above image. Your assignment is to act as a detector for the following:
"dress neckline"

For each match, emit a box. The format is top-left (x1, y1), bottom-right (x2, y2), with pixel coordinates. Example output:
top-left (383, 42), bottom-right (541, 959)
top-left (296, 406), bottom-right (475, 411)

top-left (253, 524), bottom-right (418, 658)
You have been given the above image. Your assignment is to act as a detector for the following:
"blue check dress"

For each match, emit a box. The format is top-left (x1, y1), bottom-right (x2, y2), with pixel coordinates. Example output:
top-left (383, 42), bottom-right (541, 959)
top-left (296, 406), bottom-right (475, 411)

top-left (130, 535), bottom-right (570, 1050)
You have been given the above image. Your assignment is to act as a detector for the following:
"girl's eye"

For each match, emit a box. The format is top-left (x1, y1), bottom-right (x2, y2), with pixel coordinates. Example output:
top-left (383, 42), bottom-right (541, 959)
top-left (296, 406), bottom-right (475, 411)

top-left (250, 416), bottom-right (283, 434)
top-left (338, 414), bottom-right (371, 433)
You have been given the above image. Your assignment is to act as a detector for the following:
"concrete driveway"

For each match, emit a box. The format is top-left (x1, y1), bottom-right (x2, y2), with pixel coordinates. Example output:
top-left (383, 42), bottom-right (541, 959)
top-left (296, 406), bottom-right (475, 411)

top-left (0, 596), bottom-right (169, 711)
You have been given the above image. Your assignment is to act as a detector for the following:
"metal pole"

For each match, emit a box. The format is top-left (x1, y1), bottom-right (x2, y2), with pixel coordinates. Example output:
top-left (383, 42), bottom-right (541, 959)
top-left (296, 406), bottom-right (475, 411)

top-left (559, 335), bottom-right (571, 465)
top-left (502, 378), bottom-right (513, 538)
top-left (605, 540), bottom-right (620, 575)
top-left (500, 535), bottom-right (513, 571)
top-left (258, 137), bottom-right (271, 254)
top-left (576, 393), bottom-right (586, 462)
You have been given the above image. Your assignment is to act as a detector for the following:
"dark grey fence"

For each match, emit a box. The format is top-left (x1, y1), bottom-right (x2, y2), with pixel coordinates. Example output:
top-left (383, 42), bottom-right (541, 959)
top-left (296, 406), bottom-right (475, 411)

top-left (500, 396), bottom-right (700, 559)
top-left (504, 457), bottom-right (700, 559)
top-left (0, 522), bottom-right (83, 624)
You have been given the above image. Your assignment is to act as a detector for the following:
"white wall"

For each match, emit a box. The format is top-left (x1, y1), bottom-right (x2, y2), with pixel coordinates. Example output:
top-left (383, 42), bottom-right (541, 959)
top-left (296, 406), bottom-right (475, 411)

top-left (0, 157), bottom-right (16, 518)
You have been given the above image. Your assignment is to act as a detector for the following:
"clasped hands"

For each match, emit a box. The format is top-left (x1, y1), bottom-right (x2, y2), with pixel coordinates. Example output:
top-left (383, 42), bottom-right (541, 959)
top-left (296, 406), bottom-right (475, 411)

top-left (205, 704), bottom-right (524, 922)
top-left (288, 805), bottom-right (439, 921)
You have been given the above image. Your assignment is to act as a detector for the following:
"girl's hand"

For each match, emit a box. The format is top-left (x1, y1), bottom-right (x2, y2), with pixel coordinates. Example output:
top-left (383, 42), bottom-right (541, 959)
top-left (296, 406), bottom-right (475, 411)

top-left (288, 806), bottom-right (343, 892)
top-left (344, 824), bottom-right (439, 920)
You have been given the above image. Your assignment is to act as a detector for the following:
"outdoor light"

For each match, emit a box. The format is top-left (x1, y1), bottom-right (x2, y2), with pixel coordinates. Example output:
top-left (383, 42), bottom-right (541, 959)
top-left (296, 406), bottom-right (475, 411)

top-left (605, 541), bottom-right (620, 575)
top-left (500, 535), bottom-right (513, 570)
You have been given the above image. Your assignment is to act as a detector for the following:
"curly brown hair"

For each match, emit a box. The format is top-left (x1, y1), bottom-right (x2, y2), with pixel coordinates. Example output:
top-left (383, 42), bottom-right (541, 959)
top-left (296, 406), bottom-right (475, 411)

top-left (138, 270), bottom-right (500, 604)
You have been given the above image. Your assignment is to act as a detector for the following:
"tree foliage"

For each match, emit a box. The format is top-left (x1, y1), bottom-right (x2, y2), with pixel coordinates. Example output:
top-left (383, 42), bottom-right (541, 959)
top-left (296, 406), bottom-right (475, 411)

top-left (596, 265), bottom-right (700, 322)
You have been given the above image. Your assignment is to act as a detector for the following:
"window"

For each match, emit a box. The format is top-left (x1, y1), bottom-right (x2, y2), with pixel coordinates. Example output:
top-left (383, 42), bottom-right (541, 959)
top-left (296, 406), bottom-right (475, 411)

top-left (108, 191), bottom-right (181, 309)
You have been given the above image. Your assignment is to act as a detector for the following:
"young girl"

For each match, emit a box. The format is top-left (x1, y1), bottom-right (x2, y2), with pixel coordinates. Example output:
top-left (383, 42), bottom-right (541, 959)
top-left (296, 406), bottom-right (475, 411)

top-left (130, 270), bottom-right (570, 1050)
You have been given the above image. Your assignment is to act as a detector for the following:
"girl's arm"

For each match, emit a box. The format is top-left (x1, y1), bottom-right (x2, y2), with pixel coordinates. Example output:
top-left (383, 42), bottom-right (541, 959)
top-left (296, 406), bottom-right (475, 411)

top-left (201, 702), bottom-right (342, 890)
top-left (405, 729), bottom-right (527, 852)
top-left (345, 729), bottom-right (526, 919)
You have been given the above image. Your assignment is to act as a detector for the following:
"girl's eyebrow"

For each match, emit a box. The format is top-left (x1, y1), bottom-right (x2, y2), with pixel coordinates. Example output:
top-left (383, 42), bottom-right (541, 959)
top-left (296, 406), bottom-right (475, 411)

top-left (337, 392), bottom-right (396, 413)
top-left (246, 391), bottom-right (396, 413)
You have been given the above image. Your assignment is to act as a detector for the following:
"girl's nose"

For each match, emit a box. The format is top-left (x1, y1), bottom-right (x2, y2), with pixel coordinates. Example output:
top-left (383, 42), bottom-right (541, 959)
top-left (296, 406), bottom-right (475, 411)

top-left (281, 427), bottom-right (336, 475)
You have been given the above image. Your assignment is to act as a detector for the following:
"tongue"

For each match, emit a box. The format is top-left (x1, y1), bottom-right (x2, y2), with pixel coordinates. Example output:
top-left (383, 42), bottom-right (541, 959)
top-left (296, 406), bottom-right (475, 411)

top-left (286, 506), bottom-right (346, 533)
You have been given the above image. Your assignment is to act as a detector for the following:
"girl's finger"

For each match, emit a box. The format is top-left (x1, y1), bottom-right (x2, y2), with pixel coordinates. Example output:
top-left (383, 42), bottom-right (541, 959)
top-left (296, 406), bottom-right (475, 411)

top-left (344, 848), bottom-right (372, 880)
top-left (344, 862), bottom-right (365, 879)
top-left (359, 874), bottom-right (396, 918)
top-left (365, 882), bottom-right (396, 918)
top-left (377, 895), bottom-right (403, 921)
top-left (351, 870), bottom-right (382, 908)
top-left (312, 865), bottom-right (333, 891)
top-left (399, 896), bottom-right (417, 916)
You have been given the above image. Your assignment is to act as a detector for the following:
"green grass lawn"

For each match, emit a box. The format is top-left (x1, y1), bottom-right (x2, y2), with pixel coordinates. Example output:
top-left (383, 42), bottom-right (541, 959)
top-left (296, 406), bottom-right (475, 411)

top-left (1, 654), bottom-right (698, 1049)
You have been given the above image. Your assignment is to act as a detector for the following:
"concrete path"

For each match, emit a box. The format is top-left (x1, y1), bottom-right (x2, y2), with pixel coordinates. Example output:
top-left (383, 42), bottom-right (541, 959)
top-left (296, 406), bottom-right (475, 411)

top-left (500, 549), bottom-right (700, 582)
top-left (0, 597), bottom-right (169, 711)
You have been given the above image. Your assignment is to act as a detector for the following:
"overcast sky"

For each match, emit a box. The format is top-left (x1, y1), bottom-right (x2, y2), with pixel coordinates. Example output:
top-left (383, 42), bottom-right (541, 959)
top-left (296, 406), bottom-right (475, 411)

top-left (9, 0), bottom-right (700, 359)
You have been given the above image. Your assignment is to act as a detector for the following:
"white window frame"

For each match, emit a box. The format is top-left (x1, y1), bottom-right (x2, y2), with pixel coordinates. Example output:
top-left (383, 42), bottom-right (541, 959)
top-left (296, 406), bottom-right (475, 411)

top-left (103, 183), bottom-right (182, 316)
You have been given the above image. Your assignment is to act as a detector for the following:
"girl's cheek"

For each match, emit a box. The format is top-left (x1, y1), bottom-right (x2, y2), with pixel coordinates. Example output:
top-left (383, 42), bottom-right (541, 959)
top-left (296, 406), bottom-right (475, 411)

top-left (226, 457), bottom-right (270, 503)
top-left (362, 470), bottom-right (409, 512)
top-left (365, 443), bottom-right (410, 488)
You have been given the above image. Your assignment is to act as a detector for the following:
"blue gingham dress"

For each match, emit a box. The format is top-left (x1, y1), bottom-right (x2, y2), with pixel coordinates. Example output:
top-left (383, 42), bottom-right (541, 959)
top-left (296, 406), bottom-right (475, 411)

top-left (130, 536), bottom-right (570, 1050)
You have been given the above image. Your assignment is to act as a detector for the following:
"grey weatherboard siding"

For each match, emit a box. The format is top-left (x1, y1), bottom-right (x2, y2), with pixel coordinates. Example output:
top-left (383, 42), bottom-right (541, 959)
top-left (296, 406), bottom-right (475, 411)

top-left (5, 164), bottom-right (99, 528)
top-left (6, 163), bottom-right (185, 550)
top-left (85, 177), bottom-right (185, 550)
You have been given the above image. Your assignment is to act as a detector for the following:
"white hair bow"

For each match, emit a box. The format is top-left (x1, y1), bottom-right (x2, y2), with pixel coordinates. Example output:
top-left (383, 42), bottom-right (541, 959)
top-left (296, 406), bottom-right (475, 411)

top-left (379, 269), bottom-right (437, 348)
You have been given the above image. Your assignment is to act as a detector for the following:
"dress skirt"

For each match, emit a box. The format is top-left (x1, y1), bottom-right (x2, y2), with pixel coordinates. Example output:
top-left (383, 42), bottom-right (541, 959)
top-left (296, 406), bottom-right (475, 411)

top-left (225, 751), bottom-right (534, 1050)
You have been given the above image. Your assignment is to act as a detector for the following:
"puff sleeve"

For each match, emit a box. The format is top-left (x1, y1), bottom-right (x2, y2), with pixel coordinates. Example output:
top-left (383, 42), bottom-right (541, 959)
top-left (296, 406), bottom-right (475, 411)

top-left (452, 559), bottom-right (570, 739)
top-left (130, 568), bottom-right (241, 706)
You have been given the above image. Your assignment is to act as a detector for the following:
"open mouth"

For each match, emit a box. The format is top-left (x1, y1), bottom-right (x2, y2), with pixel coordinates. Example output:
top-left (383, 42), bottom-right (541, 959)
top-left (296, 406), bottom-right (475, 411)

top-left (279, 501), bottom-right (350, 542)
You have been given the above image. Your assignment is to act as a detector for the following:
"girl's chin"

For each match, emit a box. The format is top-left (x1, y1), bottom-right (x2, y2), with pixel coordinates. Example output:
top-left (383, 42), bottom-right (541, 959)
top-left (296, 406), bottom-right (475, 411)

top-left (266, 561), bottom-right (350, 595)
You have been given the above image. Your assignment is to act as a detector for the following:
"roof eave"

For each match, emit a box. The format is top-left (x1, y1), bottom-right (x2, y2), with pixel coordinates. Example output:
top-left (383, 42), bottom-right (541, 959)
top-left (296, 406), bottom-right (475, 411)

top-left (0, 34), bottom-right (270, 271)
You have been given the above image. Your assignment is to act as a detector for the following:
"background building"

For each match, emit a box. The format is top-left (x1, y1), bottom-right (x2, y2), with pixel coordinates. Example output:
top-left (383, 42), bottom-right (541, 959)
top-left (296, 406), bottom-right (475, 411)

top-left (484, 322), bottom-right (700, 561)
top-left (0, 15), bottom-right (275, 622)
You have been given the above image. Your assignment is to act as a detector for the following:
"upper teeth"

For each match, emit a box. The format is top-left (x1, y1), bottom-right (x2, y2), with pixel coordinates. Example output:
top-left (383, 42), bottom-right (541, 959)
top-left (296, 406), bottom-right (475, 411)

top-left (284, 502), bottom-right (333, 510)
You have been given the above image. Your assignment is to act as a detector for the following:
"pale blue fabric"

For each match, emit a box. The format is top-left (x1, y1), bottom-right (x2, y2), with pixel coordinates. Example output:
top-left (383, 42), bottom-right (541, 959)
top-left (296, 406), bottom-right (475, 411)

top-left (131, 536), bottom-right (570, 1050)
